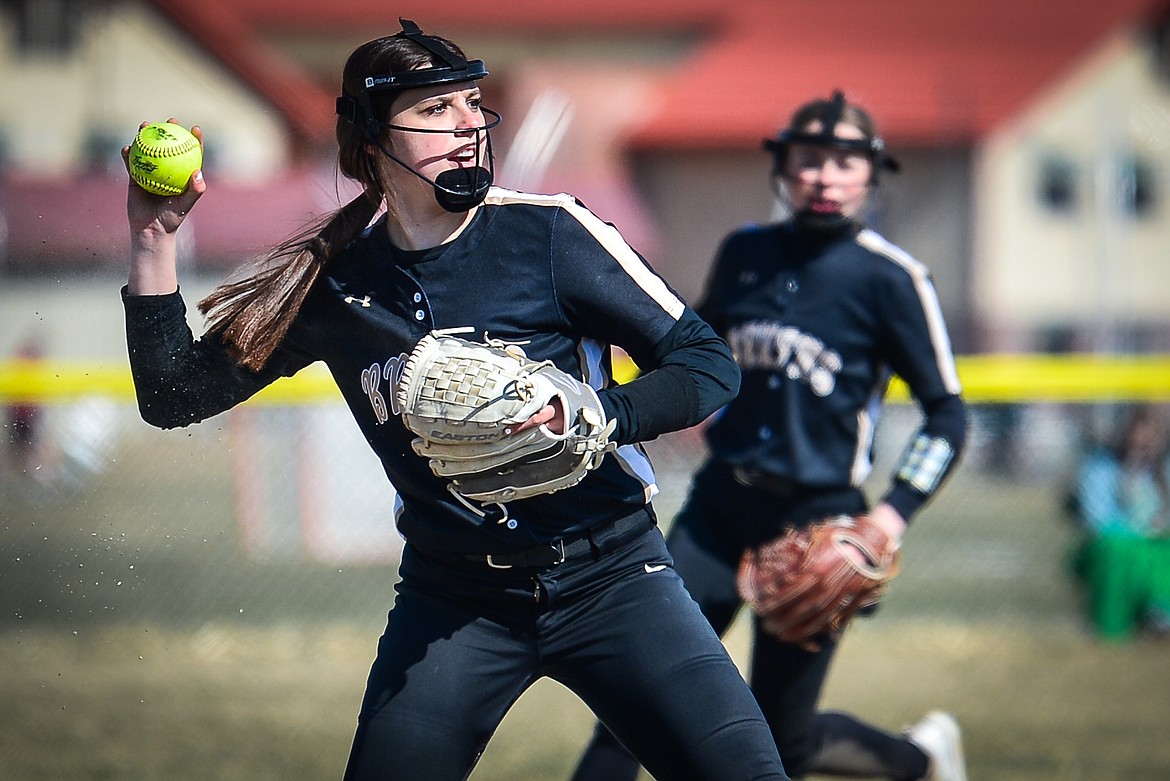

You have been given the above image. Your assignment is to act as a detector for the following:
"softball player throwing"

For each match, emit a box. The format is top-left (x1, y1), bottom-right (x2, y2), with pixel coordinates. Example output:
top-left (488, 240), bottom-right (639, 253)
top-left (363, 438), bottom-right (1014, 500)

top-left (571, 93), bottom-right (969, 781)
top-left (121, 19), bottom-right (790, 781)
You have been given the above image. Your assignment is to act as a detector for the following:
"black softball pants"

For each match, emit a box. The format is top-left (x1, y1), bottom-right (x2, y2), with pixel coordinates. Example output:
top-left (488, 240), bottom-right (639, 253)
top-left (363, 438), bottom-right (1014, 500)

top-left (342, 510), bottom-right (788, 781)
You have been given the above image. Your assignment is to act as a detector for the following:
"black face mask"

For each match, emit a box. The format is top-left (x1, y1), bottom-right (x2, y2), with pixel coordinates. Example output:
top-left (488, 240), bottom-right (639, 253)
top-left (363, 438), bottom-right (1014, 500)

top-left (353, 108), bottom-right (500, 213)
top-left (793, 207), bottom-right (860, 237)
top-left (763, 91), bottom-right (900, 182)
top-left (769, 173), bottom-right (862, 238)
top-left (433, 166), bottom-right (493, 213)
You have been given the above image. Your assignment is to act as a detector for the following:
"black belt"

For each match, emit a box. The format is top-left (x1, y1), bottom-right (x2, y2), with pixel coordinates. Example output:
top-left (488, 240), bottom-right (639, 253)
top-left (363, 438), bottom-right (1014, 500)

top-left (462, 511), bottom-right (652, 569)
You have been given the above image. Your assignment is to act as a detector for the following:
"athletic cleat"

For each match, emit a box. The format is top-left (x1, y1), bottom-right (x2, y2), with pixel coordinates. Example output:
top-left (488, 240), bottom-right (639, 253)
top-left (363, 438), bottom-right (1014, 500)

top-left (905, 710), bottom-right (968, 781)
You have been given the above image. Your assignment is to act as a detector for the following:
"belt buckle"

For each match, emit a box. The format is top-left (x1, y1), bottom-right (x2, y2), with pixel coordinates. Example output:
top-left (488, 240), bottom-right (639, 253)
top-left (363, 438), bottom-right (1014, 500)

top-left (732, 466), bottom-right (759, 487)
top-left (485, 555), bottom-right (513, 569)
top-left (484, 539), bottom-right (565, 569)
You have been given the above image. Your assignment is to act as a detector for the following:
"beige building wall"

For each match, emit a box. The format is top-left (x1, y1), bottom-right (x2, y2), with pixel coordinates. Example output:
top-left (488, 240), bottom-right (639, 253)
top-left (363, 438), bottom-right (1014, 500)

top-left (0, 2), bottom-right (289, 181)
top-left (976, 30), bottom-right (1170, 351)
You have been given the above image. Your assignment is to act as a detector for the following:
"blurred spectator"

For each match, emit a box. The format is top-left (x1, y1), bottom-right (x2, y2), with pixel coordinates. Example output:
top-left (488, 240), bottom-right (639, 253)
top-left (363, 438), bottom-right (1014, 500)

top-left (4, 336), bottom-right (119, 492)
top-left (4, 336), bottom-right (44, 481)
top-left (1070, 405), bottom-right (1170, 640)
top-left (977, 403), bottom-right (1021, 475)
top-left (53, 396), bottom-right (120, 489)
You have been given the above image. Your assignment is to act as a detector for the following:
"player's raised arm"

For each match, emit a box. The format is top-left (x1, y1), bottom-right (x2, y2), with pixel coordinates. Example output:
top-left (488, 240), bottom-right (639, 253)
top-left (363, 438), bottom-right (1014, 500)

top-left (122, 119), bottom-right (205, 295)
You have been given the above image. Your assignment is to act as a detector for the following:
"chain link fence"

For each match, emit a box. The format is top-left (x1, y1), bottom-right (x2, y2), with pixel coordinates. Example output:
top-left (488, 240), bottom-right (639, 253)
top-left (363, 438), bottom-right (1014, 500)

top-left (1, 394), bottom-right (1126, 633)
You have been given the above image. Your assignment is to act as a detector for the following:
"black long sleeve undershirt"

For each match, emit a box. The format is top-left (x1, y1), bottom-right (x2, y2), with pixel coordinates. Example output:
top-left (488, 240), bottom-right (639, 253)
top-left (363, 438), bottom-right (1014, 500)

top-left (599, 307), bottom-right (740, 446)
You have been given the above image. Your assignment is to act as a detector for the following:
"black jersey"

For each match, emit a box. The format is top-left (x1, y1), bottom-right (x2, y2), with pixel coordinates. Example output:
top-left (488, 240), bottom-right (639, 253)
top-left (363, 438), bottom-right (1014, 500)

top-left (124, 188), bottom-right (739, 554)
top-left (697, 219), bottom-right (966, 520)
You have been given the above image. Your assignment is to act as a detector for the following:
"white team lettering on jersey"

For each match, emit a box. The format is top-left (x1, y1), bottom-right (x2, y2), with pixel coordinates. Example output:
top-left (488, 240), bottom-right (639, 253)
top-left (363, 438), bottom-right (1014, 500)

top-left (361, 354), bottom-right (408, 424)
top-left (727, 321), bottom-right (842, 397)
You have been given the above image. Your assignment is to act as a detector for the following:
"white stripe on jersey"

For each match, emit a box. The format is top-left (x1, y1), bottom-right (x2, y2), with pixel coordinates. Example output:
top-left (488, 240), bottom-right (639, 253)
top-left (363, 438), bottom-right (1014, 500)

top-left (484, 188), bottom-right (686, 321)
top-left (482, 189), bottom-right (663, 502)
top-left (856, 230), bottom-right (962, 395)
top-left (850, 381), bottom-right (885, 486)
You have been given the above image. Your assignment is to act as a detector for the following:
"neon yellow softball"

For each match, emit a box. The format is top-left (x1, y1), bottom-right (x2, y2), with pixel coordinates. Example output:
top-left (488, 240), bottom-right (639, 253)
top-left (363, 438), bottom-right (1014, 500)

top-left (128, 122), bottom-right (202, 196)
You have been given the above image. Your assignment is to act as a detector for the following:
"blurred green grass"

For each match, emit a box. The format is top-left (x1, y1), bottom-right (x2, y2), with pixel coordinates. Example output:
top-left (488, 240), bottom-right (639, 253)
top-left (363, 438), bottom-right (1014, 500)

top-left (3, 422), bottom-right (1170, 780)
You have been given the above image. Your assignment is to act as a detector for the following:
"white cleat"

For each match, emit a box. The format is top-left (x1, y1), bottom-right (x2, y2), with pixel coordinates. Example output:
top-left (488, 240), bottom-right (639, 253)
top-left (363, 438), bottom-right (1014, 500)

top-left (905, 710), bottom-right (968, 781)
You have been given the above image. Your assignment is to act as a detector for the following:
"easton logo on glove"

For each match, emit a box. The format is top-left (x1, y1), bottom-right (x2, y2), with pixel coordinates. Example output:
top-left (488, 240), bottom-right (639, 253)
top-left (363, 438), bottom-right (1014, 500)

top-left (396, 331), bottom-right (616, 504)
top-left (736, 513), bottom-right (901, 650)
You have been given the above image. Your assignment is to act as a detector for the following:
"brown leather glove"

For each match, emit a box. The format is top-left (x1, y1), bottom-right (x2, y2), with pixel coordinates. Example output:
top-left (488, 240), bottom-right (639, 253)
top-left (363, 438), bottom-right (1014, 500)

top-left (736, 513), bottom-right (901, 650)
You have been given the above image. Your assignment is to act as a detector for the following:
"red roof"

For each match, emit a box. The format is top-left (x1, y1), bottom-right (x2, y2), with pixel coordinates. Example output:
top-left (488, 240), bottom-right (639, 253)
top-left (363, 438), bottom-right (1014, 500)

top-left (149, 0), bottom-right (1168, 150)
top-left (149, 0), bottom-right (336, 148)
top-left (0, 168), bottom-right (360, 273)
top-left (629, 0), bottom-right (1170, 149)
top-left (197, 0), bottom-right (722, 31)
top-left (5, 0), bottom-right (1163, 270)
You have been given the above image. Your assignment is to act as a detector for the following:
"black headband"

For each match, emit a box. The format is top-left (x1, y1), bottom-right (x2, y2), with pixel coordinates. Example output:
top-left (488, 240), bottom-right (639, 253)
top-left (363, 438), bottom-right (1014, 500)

top-left (336, 19), bottom-right (489, 129)
top-left (763, 91), bottom-right (899, 173)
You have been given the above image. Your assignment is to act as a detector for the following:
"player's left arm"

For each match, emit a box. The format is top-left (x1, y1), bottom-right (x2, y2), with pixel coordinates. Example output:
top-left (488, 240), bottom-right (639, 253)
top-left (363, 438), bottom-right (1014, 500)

top-left (875, 263), bottom-right (969, 526)
top-left (601, 307), bottom-right (740, 445)
top-left (549, 201), bottom-right (740, 446)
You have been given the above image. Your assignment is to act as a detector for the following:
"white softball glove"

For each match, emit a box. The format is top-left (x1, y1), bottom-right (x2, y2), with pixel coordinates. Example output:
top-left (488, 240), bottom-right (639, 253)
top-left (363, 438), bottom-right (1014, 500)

top-left (396, 332), bottom-right (616, 503)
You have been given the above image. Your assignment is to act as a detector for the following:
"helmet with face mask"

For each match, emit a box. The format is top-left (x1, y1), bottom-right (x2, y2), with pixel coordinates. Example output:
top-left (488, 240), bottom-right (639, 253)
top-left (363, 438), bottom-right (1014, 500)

top-left (761, 91), bottom-right (899, 232)
top-left (763, 90), bottom-right (899, 181)
top-left (335, 19), bottom-right (501, 212)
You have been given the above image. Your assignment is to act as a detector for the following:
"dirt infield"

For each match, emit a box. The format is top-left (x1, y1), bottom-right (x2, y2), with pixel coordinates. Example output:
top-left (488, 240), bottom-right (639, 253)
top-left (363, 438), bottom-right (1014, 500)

top-left (3, 620), bottom-right (1169, 780)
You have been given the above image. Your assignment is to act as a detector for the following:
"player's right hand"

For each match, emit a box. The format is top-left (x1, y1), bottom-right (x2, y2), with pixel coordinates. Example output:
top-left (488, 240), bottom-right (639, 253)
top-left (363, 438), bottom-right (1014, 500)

top-left (122, 118), bottom-right (205, 238)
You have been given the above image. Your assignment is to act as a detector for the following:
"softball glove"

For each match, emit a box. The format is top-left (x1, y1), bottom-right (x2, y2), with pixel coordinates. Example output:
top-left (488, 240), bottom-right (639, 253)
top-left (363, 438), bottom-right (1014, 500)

top-left (396, 332), bottom-right (615, 503)
top-left (736, 513), bottom-right (901, 650)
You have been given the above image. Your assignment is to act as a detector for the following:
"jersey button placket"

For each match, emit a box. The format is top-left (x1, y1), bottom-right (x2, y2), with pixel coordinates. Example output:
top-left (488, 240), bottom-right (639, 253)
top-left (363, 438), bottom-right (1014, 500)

top-left (774, 276), bottom-right (798, 311)
top-left (398, 270), bottom-right (432, 333)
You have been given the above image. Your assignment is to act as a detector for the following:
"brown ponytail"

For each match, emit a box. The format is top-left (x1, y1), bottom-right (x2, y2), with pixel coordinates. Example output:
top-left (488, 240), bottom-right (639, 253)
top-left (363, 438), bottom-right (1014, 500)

top-left (197, 190), bottom-right (381, 371)
top-left (198, 27), bottom-right (471, 371)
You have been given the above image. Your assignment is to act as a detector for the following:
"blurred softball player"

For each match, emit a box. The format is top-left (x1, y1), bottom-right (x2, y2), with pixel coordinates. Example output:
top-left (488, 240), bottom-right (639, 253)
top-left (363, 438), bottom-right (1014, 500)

top-left (572, 92), bottom-right (969, 781)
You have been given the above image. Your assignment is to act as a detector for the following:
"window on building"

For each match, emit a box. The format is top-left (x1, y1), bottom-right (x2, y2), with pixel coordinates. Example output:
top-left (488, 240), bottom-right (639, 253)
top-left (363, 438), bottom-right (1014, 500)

top-left (1037, 154), bottom-right (1078, 213)
top-left (1151, 5), bottom-right (1170, 86)
top-left (1117, 155), bottom-right (1156, 218)
top-left (0, 128), bottom-right (11, 174)
top-left (6, 0), bottom-right (86, 55)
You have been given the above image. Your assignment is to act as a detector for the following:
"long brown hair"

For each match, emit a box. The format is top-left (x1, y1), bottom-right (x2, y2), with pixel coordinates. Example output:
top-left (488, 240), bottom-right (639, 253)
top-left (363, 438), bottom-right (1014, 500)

top-left (197, 31), bottom-right (471, 371)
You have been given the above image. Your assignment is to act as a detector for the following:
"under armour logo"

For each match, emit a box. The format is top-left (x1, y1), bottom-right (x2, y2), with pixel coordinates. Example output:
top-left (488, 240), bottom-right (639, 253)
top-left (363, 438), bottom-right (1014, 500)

top-left (344, 295), bottom-right (372, 308)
